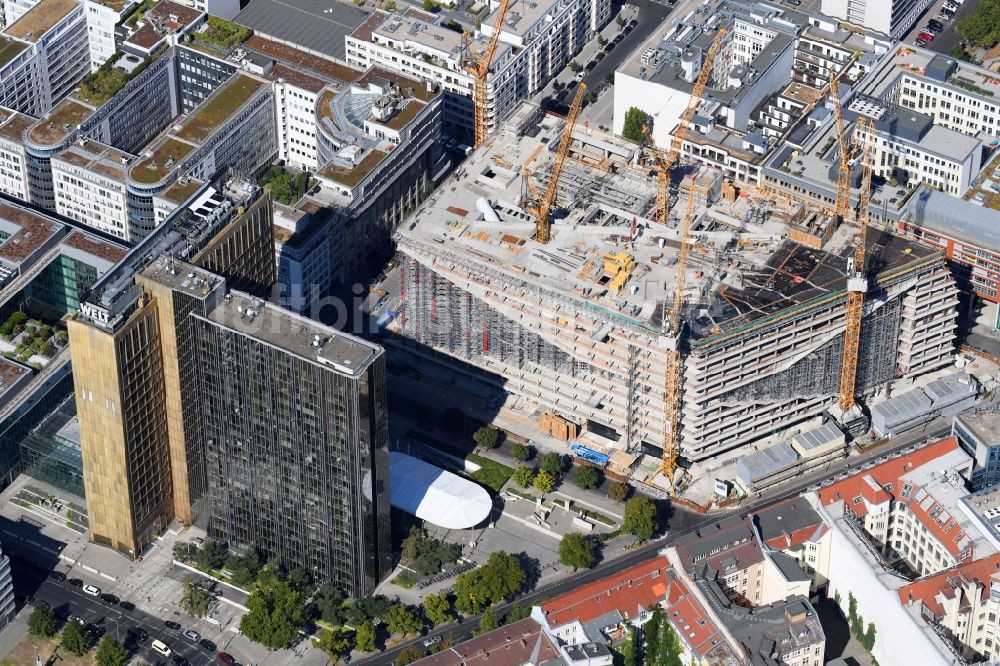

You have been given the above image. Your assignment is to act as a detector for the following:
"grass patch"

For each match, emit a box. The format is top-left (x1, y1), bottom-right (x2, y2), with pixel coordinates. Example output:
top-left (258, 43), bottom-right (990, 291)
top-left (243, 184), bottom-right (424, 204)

top-left (506, 489), bottom-right (536, 501)
top-left (581, 508), bottom-right (616, 526)
top-left (391, 572), bottom-right (418, 588)
top-left (467, 453), bottom-right (514, 492)
top-left (177, 75), bottom-right (263, 143)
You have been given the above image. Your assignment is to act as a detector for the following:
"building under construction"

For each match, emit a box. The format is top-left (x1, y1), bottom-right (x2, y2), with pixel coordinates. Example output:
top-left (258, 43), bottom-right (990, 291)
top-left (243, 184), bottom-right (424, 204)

top-left (392, 106), bottom-right (959, 468)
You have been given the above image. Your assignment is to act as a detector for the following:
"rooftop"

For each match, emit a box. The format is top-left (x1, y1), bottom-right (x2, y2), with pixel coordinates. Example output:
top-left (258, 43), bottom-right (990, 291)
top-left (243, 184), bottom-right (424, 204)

top-left (235, 0), bottom-right (369, 61)
top-left (201, 290), bottom-right (381, 375)
top-left (0, 36), bottom-right (28, 70)
top-left (176, 74), bottom-right (266, 143)
top-left (319, 149), bottom-right (386, 188)
top-left (62, 230), bottom-right (128, 264)
top-left (0, 203), bottom-right (62, 265)
top-left (26, 99), bottom-right (94, 147)
top-left (754, 497), bottom-right (827, 551)
top-left (356, 67), bottom-right (437, 103)
top-left (662, 568), bottom-right (735, 661)
top-left (411, 619), bottom-right (560, 666)
top-left (139, 256), bottom-right (224, 298)
top-left (0, 358), bottom-right (30, 395)
top-left (955, 409), bottom-right (1000, 444)
top-left (818, 437), bottom-right (981, 560)
top-left (897, 552), bottom-right (1000, 619)
top-left (539, 556), bottom-right (669, 628)
top-left (159, 177), bottom-right (205, 205)
top-left (674, 516), bottom-right (765, 579)
top-left (52, 140), bottom-right (132, 181)
top-left (267, 63), bottom-right (327, 94)
top-left (242, 35), bottom-right (359, 84)
top-left (0, 109), bottom-right (32, 143)
top-left (369, 11), bottom-right (465, 60)
top-left (904, 187), bottom-right (1000, 254)
top-left (125, 0), bottom-right (204, 51)
top-left (5, 0), bottom-right (78, 42)
top-left (129, 137), bottom-right (196, 185)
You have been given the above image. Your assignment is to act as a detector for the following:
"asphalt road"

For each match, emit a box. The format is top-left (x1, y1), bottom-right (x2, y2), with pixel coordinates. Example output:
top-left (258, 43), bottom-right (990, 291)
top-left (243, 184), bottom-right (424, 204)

top-left (10, 559), bottom-right (224, 666)
top-left (358, 421), bottom-right (953, 665)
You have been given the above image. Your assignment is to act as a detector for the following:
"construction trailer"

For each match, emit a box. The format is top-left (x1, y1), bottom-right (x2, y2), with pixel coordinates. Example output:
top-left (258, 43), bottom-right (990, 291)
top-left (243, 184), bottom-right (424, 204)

top-left (390, 107), bottom-right (959, 475)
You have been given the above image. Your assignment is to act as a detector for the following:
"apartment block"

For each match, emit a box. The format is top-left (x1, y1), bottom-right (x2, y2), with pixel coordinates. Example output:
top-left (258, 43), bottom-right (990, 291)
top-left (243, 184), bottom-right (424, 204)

top-left (84, 0), bottom-right (135, 71)
top-left (273, 201), bottom-right (331, 312)
top-left (954, 410), bottom-right (1000, 491)
top-left (189, 290), bottom-right (391, 596)
top-left (821, 0), bottom-right (934, 39)
top-left (51, 140), bottom-right (133, 240)
top-left (0, 0), bottom-right (91, 117)
top-left (755, 498), bottom-right (833, 591)
top-left (0, 108), bottom-right (31, 201)
top-left (0, 546), bottom-right (14, 631)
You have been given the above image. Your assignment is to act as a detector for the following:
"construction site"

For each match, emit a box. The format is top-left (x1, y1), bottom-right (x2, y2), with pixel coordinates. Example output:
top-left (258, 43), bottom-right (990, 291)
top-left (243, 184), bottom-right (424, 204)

top-left (390, 27), bottom-right (961, 494)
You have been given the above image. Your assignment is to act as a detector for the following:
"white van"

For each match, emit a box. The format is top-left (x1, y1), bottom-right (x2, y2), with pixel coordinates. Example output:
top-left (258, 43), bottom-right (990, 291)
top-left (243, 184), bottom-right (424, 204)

top-left (151, 639), bottom-right (172, 656)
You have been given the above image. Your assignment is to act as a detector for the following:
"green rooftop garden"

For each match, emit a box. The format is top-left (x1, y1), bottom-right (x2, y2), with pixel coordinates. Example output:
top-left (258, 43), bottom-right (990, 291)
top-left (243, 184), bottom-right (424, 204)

top-left (194, 16), bottom-right (252, 50)
top-left (320, 150), bottom-right (386, 188)
top-left (0, 37), bottom-right (28, 70)
top-left (131, 138), bottom-right (195, 184)
top-left (76, 45), bottom-right (165, 106)
top-left (176, 75), bottom-right (264, 143)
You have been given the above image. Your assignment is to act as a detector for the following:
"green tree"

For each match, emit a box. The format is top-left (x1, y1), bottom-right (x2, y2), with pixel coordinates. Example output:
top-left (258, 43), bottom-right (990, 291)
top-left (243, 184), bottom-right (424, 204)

top-left (423, 593), bottom-right (453, 626)
top-left (385, 603), bottom-right (423, 637)
top-left (533, 469), bottom-right (556, 493)
top-left (196, 540), bottom-right (227, 570)
top-left (568, 60), bottom-right (581, 73)
top-left (622, 106), bottom-right (648, 143)
top-left (239, 579), bottom-right (306, 650)
top-left (958, 0), bottom-right (1000, 48)
top-left (608, 481), bottom-right (630, 502)
top-left (504, 603), bottom-right (531, 625)
top-left (617, 625), bottom-right (638, 666)
top-left (540, 452), bottom-right (565, 478)
top-left (511, 443), bottom-right (534, 461)
top-left (395, 646), bottom-right (425, 666)
top-left (559, 532), bottom-right (597, 570)
top-left (179, 577), bottom-right (211, 618)
top-left (95, 636), bottom-right (127, 666)
top-left (862, 622), bottom-right (877, 652)
top-left (401, 527), bottom-right (462, 577)
top-left (355, 620), bottom-right (377, 652)
top-left (514, 464), bottom-right (535, 488)
top-left (473, 426), bottom-right (499, 449)
top-left (315, 585), bottom-right (346, 624)
top-left (421, 0), bottom-right (436, 9)
top-left (622, 497), bottom-right (658, 541)
top-left (287, 567), bottom-right (312, 593)
top-left (653, 615), bottom-right (684, 666)
top-left (453, 551), bottom-right (526, 614)
top-left (574, 466), bottom-right (600, 490)
top-left (61, 620), bottom-right (90, 656)
top-left (644, 608), bottom-right (663, 659)
top-left (27, 604), bottom-right (55, 637)
top-left (315, 628), bottom-right (352, 660)
top-left (477, 606), bottom-right (499, 635)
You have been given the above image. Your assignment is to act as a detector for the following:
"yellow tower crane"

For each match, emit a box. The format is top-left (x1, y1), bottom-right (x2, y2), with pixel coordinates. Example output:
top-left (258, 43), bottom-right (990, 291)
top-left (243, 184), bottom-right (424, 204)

top-left (524, 83), bottom-right (586, 243)
top-left (830, 71), bottom-right (853, 223)
top-left (661, 175), bottom-right (699, 495)
top-left (461, 0), bottom-right (515, 149)
top-left (837, 115), bottom-right (875, 415)
top-left (647, 28), bottom-right (727, 221)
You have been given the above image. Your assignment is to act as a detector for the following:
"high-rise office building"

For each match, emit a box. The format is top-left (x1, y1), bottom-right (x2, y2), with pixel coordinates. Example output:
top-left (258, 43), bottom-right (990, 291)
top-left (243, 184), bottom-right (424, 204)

top-left (188, 290), bottom-right (391, 596)
top-left (69, 184), bottom-right (276, 557)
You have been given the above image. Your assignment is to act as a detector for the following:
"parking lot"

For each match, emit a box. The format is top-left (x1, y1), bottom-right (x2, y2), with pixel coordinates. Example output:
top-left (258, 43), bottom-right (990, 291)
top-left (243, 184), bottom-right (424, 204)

top-left (903, 0), bottom-right (976, 55)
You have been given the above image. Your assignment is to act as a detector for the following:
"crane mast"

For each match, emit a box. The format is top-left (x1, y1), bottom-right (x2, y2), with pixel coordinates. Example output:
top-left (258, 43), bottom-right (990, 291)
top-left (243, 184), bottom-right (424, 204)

top-left (651, 29), bottom-right (727, 221)
top-left (524, 83), bottom-right (586, 243)
top-left (461, 0), bottom-right (514, 148)
top-left (837, 115), bottom-right (875, 414)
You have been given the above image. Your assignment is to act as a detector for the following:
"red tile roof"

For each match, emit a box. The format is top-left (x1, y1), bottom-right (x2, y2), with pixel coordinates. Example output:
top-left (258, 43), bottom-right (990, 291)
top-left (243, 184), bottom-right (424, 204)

top-left (898, 553), bottom-right (1000, 618)
top-left (664, 571), bottom-right (728, 658)
top-left (817, 437), bottom-right (972, 558)
top-left (540, 557), bottom-right (670, 628)
top-left (412, 619), bottom-right (559, 666)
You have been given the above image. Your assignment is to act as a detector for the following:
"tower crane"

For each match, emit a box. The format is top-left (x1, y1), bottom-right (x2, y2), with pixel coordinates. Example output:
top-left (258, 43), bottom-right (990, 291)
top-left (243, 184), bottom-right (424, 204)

top-left (461, 0), bottom-right (515, 149)
top-left (524, 83), bottom-right (586, 243)
top-left (648, 28), bottom-right (727, 221)
top-left (837, 115), bottom-right (875, 415)
top-left (661, 175), bottom-right (698, 495)
top-left (830, 69), bottom-right (852, 223)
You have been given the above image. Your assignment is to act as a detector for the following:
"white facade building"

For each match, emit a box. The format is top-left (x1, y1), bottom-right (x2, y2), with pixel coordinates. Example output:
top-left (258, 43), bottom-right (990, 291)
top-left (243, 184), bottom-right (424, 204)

top-left (273, 202), bottom-right (331, 313)
top-left (821, 0), bottom-right (934, 39)
top-left (0, 109), bottom-right (30, 201)
top-left (84, 0), bottom-right (134, 72)
top-left (51, 140), bottom-right (133, 241)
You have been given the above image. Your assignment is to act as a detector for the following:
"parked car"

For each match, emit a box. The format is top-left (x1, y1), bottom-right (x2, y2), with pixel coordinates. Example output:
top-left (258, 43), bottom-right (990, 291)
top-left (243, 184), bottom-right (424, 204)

top-left (917, 32), bottom-right (935, 42)
top-left (119, 600), bottom-right (135, 611)
top-left (200, 639), bottom-right (217, 651)
top-left (423, 635), bottom-right (443, 648)
top-left (924, 24), bottom-right (941, 34)
top-left (151, 639), bottom-right (172, 657)
top-left (928, 19), bottom-right (944, 30)
top-left (183, 629), bottom-right (200, 642)
top-left (100, 593), bottom-right (119, 604)
top-left (82, 585), bottom-right (101, 597)
top-left (165, 620), bottom-right (182, 631)
top-left (47, 571), bottom-right (66, 582)
top-left (218, 653), bottom-right (236, 665)
top-left (915, 37), bottom-right (928, 46)
top-left (68, 578), bottom-right (83, 587)
top-left (131, 627), bottom-right (149, 642)
top-left (172, 656), bottom-right (190, 666)
top-left (86, 623), bottom-right (106, 638)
